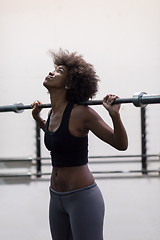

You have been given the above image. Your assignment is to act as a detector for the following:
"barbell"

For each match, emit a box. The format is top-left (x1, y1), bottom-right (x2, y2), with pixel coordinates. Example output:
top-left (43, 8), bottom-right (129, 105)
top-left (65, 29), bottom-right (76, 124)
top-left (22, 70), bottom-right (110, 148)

top-left (0, 92), bottom-right (160, 113)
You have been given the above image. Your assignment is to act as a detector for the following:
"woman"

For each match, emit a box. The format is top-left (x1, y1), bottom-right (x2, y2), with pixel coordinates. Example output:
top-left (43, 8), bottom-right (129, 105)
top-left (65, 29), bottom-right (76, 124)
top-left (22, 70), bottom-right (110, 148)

top-left (31, 49), bottom-right (128, 240)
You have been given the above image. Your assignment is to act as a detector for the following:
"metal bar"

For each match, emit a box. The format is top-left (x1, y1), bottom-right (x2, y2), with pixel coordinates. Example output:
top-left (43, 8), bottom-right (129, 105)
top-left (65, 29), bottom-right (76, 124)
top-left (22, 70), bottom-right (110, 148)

top-left (36, 122), bottom-right (41, 177)
top-left (20, 104), bottom-right (51, 110)
top-left (89, 160), bottom-right (159, 164)
top-left (0, 154), bottom-right (159, 163)
top-left (79, 94), bottom-right (160, 106)
top-left (0, 173), bottom-right (32, 178)
top-left (0, 93), bottom-right (160, 113)
top-left (141, 94), bottom-right (160, 104)
top-left (1, 158), bottom-right (159, 164)
top-left (33, 160), bottom-right (160, 166)
top-left (37, 154), bottom-right (160, 159)
top-left (0, 169), bottom-right (159, 178)
top-left (81, 98), bottom-right (132, 106)
top-left (89, 154), bottom-right (160, 159)
top-left (141, 107), bottom-right (147, 174)
top-left (0, 158), bottom-right (32, 162)
top-left (92, 170), bottom-right (160, 174)
top-left (0, 103), bottom-right (51, 113)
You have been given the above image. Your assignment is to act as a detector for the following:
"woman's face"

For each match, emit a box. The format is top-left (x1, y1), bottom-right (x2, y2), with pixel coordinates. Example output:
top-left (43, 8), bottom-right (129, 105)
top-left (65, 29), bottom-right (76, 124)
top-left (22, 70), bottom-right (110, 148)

top-left (43, 65), bottom-right (69, 90)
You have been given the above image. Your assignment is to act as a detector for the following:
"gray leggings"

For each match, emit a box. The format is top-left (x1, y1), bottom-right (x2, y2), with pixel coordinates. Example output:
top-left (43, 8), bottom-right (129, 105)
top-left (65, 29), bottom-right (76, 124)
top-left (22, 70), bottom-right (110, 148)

top-left (49, 182), bottom-right (105, 240)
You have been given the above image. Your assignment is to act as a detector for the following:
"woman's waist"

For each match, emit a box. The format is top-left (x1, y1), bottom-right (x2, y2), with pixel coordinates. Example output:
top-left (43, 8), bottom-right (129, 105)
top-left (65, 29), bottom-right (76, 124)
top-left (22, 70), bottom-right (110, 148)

top-left (50, 165), bottom-right (94, 192)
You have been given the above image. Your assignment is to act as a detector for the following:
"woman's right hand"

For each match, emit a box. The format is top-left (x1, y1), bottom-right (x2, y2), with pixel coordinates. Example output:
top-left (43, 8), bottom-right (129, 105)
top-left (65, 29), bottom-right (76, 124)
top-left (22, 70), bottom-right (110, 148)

top-left (31, 100), bottom-right (42, 118)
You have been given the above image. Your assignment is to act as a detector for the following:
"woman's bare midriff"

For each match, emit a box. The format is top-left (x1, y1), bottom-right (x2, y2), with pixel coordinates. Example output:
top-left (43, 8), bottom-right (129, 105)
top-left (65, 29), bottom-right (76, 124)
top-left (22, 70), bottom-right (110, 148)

top-left (50, 164), bottom-right (95, 192)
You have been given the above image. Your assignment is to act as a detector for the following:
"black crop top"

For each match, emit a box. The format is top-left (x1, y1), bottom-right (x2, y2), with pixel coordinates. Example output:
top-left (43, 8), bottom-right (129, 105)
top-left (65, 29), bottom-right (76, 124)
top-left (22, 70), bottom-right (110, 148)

top-left (44, 102), bottom-right (88, 167)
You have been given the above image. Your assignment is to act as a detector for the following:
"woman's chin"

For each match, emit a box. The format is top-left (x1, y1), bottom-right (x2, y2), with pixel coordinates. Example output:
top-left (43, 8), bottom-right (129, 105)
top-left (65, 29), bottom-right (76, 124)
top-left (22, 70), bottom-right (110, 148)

top-left (43, 80), bottom-right (48, 88)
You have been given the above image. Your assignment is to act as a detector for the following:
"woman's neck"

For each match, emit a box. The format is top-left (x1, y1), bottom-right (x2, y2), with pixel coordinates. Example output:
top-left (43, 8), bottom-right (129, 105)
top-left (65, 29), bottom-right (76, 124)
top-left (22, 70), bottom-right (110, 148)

top-left (49, 90), bottom-right (68, 114)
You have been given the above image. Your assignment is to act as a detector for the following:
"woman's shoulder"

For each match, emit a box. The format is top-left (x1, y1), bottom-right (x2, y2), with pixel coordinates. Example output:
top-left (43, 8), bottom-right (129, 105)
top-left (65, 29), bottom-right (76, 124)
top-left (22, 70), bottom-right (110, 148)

top-left (72, 103), bottom-right (99, 120)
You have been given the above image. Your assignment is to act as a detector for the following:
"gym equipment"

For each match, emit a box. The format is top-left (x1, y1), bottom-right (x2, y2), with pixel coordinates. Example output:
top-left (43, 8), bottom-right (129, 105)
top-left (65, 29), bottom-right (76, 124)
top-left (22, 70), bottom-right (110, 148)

top-left (0, 92), bottom-right (160, 113)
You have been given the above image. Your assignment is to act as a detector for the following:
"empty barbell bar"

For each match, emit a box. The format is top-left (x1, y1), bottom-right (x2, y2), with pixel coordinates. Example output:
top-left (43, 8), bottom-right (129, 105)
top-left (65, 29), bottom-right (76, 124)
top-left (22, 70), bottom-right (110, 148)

top-left (0, 92), bottom-right (160, 113)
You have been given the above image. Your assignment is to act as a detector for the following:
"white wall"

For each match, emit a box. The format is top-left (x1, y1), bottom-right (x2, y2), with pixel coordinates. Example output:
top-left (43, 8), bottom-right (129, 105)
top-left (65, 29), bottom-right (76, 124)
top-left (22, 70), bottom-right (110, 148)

top-left (0, 0), bottom-right (160, 239)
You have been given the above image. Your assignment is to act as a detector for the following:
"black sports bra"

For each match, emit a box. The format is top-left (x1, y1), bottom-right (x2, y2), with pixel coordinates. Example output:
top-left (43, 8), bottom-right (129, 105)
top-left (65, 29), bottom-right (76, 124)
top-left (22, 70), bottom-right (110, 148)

top-left (44, 102), bottom-right (88, 167)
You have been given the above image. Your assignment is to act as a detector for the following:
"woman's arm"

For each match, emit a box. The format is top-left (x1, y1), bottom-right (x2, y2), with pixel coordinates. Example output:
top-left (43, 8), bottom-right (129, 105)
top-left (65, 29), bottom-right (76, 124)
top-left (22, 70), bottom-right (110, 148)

top-left (84, 94), bottom-right (128, 150)
top-left (31, 100), bottom-right (46, 132)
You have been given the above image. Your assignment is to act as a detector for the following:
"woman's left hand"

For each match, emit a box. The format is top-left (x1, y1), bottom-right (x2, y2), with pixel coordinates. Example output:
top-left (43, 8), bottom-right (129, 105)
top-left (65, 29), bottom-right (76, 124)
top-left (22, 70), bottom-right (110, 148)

top-left (103, 94), bottom-right (120, 117)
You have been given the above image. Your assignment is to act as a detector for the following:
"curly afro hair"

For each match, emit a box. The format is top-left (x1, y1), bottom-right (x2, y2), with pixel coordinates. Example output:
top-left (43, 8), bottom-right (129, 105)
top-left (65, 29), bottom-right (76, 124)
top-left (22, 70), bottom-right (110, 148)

top-left (49, 49), bottom-right (99, 103)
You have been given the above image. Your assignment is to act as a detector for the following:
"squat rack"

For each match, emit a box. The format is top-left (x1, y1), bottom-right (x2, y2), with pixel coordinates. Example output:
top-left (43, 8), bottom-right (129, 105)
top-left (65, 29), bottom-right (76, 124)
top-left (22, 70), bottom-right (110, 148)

top-left (0, 92), bottom-right (160, 178)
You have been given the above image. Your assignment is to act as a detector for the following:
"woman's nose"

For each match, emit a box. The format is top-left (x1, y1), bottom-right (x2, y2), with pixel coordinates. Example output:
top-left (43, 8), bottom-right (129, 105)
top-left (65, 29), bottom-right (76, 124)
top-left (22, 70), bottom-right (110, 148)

top-left (49, 72), bottom-right (54, 76)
